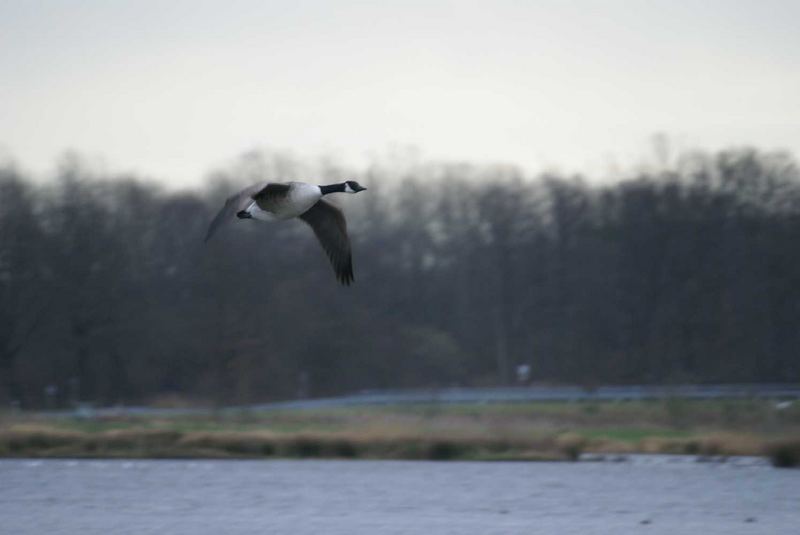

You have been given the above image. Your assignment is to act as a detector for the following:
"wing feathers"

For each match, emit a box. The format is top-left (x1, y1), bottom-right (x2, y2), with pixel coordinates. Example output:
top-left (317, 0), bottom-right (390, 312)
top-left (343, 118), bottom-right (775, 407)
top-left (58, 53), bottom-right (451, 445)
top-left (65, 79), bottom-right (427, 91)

top-left (204, 183), bottom-right (267, 242)
top-left (252, 183), bottom-right (291, 203)
top-left (299, 200), bottom-right (354, 285)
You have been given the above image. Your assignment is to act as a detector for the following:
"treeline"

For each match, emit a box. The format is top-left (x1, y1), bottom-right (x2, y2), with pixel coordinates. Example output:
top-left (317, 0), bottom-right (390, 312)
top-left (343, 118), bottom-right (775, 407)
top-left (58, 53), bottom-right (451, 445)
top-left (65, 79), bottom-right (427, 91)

top-left (1, 148), bottom-right (799, 408)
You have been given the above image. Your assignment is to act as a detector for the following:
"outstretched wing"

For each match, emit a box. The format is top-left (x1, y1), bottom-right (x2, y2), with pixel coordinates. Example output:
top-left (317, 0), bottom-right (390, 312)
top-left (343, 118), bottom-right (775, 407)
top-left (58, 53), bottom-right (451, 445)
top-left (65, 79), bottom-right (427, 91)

top-left (299, 200), bottom-right (354, 285)
top-left (204, 183), bottom-right (267, 242)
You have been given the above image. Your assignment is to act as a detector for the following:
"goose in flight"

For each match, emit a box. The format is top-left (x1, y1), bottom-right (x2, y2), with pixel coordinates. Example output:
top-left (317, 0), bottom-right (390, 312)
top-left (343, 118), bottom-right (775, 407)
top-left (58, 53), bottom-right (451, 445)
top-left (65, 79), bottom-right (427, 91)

top-left (205, 180), bottom-right (367, 285)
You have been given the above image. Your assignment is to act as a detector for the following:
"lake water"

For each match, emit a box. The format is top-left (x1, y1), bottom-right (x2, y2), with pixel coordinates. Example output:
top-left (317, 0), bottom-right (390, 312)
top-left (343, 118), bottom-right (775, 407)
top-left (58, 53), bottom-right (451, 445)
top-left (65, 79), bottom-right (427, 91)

top-left (0, 456), bottom-right (797, 534)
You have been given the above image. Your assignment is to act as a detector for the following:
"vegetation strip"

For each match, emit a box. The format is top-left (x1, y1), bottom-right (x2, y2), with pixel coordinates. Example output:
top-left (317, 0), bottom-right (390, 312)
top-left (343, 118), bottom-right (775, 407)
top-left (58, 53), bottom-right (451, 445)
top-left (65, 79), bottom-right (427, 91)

top-left (2, 400), bottom-right (798, 466)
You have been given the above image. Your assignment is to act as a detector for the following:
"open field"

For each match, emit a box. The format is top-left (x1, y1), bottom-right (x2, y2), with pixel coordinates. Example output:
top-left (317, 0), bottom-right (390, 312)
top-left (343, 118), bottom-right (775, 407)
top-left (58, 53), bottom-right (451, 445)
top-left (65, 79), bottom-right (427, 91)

top-left (2, 400), bottom-right (799, 465)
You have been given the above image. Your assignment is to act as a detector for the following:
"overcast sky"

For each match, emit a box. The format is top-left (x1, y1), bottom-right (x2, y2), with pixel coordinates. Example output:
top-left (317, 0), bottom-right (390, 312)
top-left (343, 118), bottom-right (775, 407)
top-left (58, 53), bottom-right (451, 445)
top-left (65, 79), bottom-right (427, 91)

top-left (1, 0), bottom-right (799, 187)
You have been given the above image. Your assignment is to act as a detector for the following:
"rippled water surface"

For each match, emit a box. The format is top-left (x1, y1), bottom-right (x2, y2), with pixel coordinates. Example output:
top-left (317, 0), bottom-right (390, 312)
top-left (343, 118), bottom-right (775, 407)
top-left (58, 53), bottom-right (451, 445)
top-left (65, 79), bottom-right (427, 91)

top-left (1, 456), bottom-right (797, 534)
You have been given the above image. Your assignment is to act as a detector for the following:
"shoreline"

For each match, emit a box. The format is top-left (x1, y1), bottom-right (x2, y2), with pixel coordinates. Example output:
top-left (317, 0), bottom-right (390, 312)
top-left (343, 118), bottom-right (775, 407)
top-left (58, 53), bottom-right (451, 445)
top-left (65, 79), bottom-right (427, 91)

top-left (2, 401), bottom-right (798, 466)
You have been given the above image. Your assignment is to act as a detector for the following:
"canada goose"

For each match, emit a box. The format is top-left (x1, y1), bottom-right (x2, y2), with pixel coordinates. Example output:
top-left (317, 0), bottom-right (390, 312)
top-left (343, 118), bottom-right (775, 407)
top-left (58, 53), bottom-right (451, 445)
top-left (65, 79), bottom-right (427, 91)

top-left (205, 180), bottom-right (367, 285)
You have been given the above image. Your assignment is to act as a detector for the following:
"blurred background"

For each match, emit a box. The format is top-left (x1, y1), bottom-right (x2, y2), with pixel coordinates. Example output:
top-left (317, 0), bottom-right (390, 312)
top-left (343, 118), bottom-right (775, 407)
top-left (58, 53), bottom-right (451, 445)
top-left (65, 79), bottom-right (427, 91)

top-left (0, 0), bottom-right (799, 410)
top-left (2, 4), bottom-right (800, 533)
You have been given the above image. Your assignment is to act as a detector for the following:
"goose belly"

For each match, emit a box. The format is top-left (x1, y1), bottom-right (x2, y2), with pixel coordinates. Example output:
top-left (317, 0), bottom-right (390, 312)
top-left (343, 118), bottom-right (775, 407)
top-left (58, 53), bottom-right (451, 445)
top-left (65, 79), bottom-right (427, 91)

top-left (275, 183), bottom-right (322, 218)
top-left (250, 182), bottom-right (322, 220)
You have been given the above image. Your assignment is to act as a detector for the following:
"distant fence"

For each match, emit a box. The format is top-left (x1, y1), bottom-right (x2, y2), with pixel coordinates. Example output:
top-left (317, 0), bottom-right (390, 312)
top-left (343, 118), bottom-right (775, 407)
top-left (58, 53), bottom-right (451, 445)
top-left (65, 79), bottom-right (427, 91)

top-left (37, 383), bottom-right (800, 418)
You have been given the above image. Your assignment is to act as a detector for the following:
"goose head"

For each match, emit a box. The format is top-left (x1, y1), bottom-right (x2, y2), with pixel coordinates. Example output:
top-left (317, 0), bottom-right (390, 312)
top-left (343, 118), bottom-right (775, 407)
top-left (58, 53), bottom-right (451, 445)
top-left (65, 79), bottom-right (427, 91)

top-left (344, 181), bottom-right (367, 193)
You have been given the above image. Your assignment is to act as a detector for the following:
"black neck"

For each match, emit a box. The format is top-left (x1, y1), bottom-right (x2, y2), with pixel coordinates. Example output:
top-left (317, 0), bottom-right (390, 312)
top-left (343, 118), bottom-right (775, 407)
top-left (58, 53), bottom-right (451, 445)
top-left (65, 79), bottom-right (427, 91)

top-left (319, 183), bottom-right (346, 195)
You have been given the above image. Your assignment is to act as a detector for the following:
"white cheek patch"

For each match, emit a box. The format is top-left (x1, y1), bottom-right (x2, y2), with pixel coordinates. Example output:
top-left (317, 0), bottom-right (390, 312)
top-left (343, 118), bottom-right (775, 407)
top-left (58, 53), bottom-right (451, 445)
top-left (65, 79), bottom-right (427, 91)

top-left (344, 183), bottom-right (354, 193)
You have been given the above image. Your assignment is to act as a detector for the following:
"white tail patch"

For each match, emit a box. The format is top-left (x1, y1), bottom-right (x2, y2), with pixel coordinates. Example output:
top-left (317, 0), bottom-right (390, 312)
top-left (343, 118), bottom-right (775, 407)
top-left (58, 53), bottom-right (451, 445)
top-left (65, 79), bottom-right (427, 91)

top-left (246, 201), bottom-right (277, 221)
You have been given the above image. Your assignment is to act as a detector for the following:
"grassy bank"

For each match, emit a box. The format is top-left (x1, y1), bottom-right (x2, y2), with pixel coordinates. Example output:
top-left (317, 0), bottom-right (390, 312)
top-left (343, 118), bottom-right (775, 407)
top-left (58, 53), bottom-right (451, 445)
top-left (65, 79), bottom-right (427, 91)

top-left (1, 400), bottom-right (798, 464)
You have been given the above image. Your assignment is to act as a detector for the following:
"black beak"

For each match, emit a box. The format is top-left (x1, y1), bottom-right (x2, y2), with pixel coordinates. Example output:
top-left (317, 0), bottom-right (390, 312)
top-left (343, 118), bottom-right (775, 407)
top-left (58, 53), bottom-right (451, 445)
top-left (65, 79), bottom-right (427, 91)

top-left (354, 185), bottom-right (367, 192)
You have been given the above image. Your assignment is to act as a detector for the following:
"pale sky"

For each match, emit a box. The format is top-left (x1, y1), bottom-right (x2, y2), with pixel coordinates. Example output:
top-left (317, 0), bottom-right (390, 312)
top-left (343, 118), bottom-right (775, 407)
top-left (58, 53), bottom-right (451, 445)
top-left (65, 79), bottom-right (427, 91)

top-left (1, 0), bottom-right (799, 187)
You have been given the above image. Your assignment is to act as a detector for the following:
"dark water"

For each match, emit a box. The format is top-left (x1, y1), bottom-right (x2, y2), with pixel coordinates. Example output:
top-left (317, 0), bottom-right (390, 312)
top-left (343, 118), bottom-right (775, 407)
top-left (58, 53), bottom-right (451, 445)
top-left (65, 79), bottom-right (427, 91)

top-left (1, 456), bottom-right (797, 534)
